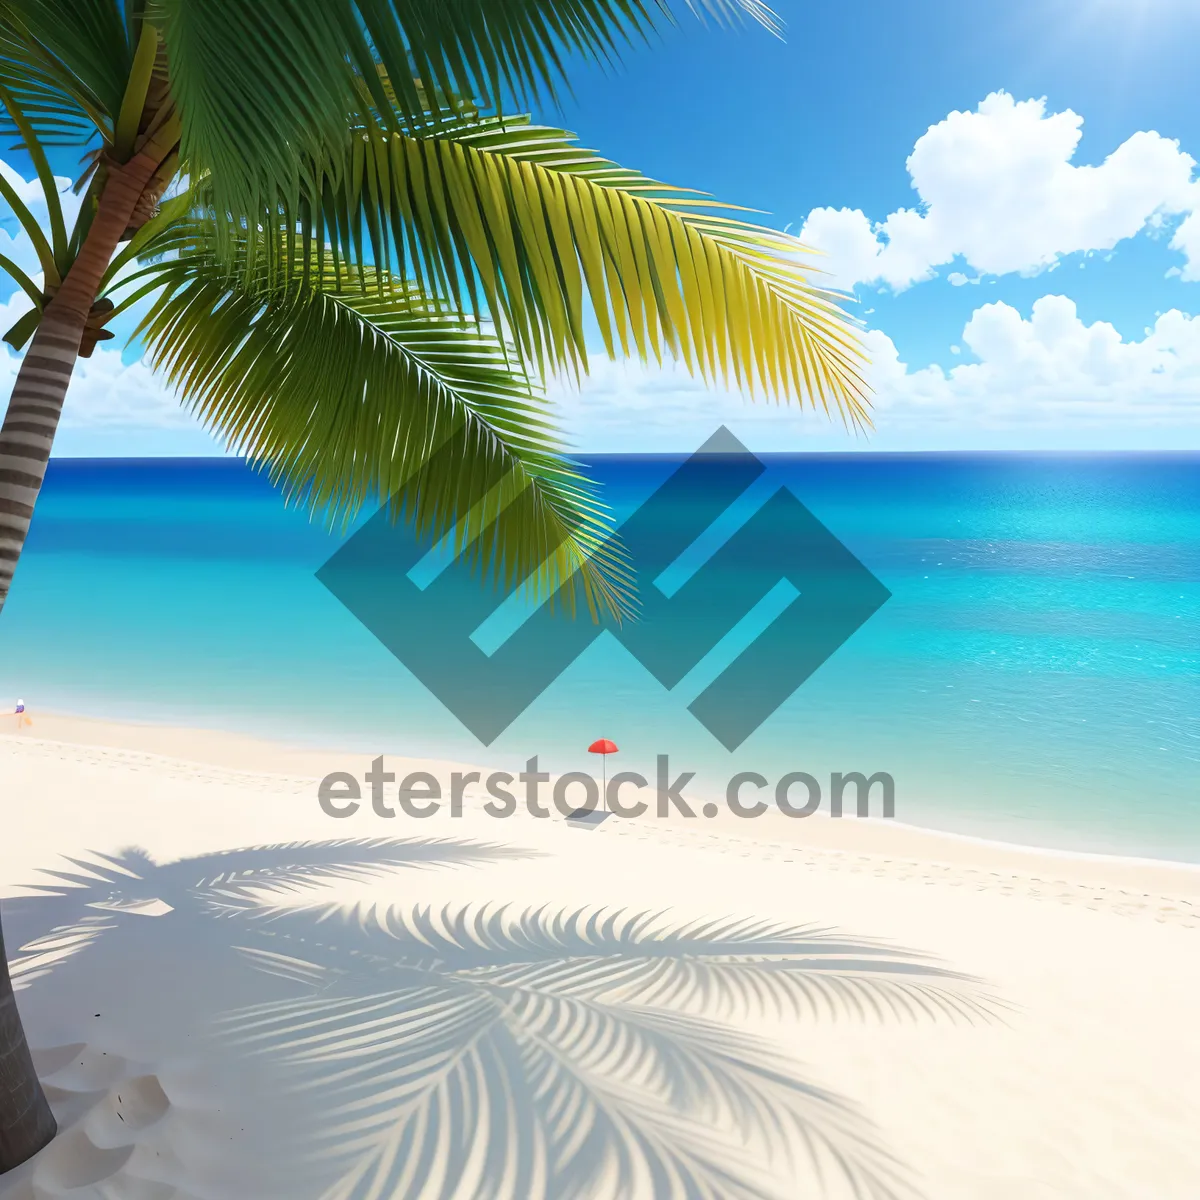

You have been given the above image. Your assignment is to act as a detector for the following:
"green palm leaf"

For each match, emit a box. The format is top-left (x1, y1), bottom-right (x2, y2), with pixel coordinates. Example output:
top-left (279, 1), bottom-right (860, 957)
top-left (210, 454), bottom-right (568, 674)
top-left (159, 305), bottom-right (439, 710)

top-left (289, 112), bottom-right (868, 422)
top-left (126, 242), bottom-right (632, 618)
top-left (0, 21), bottom-right (100, 144)
top-left (0, 0), bottom-right (130, 144)
top-left (151, 0), bottom-right (779, 226)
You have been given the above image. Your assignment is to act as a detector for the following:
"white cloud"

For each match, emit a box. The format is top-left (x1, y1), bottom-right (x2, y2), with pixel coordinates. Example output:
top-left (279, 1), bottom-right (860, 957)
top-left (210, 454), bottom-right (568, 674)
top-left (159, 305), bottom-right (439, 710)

top-left (0, 160), bottom-right (70, 209)
top-left (798, 92), bottom-right (1200, 292)
top-left (0, 329), bottom-right (225, 456)
top-left (554, 295), bottom-right (1200, 450)
top-left (0, 339), bottom-right (192, 432)
top-left (872, 295), bottom-right (1200, 426)
top-left (1167, 209), bottom-right (1200, 280)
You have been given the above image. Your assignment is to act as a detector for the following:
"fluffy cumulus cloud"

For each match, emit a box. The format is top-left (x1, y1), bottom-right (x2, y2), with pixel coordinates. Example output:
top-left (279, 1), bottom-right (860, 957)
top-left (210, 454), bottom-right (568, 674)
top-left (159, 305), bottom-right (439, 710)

top-left (0, 337), bottom-right (194, 433)
top-left (553, 295), bottom-right (1200, 450)
top-left (868, 296), bottom-right (1200, 426)
top-left (799, 92), bottom-right (1200, 292)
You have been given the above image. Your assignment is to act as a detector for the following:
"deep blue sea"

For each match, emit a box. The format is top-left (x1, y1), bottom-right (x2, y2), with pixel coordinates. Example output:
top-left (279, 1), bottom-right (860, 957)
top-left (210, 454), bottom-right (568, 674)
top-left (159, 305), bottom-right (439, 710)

top-left (2, 454), bottom-right (1198, 861)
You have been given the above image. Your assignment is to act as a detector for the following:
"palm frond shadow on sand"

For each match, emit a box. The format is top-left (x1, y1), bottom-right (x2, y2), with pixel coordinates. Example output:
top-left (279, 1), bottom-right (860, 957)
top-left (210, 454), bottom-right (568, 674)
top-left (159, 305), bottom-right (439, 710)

top-left (3, 837), bottom-right (525, 994)
top-left (8, 838), bottom-right (1001, 1200)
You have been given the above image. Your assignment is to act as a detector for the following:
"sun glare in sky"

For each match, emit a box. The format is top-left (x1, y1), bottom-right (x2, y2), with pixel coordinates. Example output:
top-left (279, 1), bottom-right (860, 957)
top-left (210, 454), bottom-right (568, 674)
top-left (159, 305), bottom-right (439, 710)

top-left (1068, 0), bottom-right (1197, 38)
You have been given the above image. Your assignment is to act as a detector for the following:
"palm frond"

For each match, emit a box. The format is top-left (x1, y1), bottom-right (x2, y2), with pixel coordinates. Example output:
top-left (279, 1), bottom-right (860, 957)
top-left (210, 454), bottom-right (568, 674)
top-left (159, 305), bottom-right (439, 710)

top-left (151, 0), bottom-right (777, 232)
top-left (0, 126), bottom-right (61, 283)
top-left (124, 241), bottom-right (632, 618)
top-left (288, 114), bottom-right (867, 422)
top-left (0, 26), bottom-right (97, 146)
top-left (0, 77), bottom-right (69, 265)
top-left (0, 0), bottom-right (128, 146)
top-left (0, 249), bottom-right (42, 306)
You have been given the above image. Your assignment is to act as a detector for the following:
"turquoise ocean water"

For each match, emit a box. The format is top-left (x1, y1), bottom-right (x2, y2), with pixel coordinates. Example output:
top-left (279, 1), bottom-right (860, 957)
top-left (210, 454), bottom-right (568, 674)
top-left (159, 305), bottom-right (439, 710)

top-left (2, 453), bottom-right (1197, 862)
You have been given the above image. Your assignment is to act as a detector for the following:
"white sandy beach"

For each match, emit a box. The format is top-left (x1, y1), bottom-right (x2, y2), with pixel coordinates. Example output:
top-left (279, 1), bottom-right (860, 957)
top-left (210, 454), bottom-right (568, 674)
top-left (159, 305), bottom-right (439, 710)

top-left (2, 713), bottom-right (1199, 1199)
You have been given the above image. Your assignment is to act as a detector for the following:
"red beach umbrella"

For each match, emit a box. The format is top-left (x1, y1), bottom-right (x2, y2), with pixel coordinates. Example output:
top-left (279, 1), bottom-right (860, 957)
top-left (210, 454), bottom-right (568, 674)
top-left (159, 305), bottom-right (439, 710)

top-left (588, 739), bottom-right (618, 810)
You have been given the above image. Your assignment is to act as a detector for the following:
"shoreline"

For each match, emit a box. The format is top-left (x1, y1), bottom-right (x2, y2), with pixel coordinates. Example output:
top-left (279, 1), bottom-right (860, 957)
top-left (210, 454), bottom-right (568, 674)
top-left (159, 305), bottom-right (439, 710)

top-left (4, 705), bottom-right (1199, 1197)
top-left (4, 708), bottom-right (1199, 902)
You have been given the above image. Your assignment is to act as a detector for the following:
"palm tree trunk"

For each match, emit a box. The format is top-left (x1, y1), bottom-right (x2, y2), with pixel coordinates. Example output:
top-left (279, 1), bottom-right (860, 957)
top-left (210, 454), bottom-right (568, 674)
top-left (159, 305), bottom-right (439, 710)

top-left (0, 921), bottom-right (54, 1173)
top-left (0, 150), bottom-right (163, 617)
top-left (0, 308), bottom-right (91, 614)
top-left (0, 148), bottom-right (164, 1175)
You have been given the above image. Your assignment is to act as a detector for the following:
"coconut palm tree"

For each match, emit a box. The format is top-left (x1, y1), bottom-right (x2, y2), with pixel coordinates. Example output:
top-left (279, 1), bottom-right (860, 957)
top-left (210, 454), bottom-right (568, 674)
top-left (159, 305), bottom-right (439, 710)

top-left (0, 0), bottom-right (867, 1170)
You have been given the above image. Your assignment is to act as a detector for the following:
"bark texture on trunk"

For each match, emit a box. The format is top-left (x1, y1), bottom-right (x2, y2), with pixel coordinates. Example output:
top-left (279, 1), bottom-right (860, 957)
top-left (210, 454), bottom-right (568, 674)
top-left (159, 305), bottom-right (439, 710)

top-left (0, 149), bottom-right (162, 618)
top-left (0, 149), bottom-right (166, 1174)
top-left (0, 308), bottom-right (84, 615)
top-left (0, 923), bottom-right (55, 1174)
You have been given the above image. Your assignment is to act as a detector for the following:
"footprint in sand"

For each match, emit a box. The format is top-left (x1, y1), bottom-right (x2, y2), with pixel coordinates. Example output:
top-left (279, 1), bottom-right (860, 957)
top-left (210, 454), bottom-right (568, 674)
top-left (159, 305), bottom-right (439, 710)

top-left (28, 1127), bottom-right (134, 1191)
top-left (9, 1045), bottom-right (189, 1199)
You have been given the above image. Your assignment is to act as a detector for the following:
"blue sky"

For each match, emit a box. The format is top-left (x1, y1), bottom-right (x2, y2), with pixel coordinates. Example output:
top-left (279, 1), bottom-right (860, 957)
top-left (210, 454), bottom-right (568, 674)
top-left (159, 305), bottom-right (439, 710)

top-left (5, 0), bottom-right (1200, 455)
top-left (542, 0), bottom-right (1200, 366)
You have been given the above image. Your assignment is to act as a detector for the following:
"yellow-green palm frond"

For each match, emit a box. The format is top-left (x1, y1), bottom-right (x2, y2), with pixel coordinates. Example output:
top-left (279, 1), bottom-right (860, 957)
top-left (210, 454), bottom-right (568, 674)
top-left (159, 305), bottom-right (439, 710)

top-left (124, 241), bottom-right (632, 621)
top-left (288, 112), bottom-right (869, 425)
